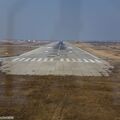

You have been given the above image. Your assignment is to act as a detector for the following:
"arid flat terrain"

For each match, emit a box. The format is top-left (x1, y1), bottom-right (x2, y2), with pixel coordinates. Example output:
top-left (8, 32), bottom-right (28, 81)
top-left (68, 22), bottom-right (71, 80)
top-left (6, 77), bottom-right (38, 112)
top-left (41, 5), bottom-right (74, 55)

top-left (0, 42), bottom-right (120, 120)
top-left (75, 42), bottom-right (120, 61)
top-left (0, 42), bottom-right (40, 57)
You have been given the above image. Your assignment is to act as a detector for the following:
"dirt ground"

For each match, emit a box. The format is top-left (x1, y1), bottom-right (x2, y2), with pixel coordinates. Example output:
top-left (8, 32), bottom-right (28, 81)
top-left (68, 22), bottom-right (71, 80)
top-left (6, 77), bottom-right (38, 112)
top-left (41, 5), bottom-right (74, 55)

top-left (0, 43), bottom-right (40, 57)
top-left (75, 42), bottom-right (120, 61)
top-left (0, 42), bottom-right (120, 120)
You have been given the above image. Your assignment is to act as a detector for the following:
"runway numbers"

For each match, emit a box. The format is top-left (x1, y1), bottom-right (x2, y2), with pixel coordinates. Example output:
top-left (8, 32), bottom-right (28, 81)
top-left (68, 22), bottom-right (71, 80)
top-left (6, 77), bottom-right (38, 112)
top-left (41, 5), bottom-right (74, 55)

top-left (11, 57), bottom-right (102, 63)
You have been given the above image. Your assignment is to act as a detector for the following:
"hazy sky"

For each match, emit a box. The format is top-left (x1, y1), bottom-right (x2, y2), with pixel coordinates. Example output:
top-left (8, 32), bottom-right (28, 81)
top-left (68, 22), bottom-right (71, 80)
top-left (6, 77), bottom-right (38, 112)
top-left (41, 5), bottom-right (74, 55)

top-left (0, 0), bottom-right (120, 41)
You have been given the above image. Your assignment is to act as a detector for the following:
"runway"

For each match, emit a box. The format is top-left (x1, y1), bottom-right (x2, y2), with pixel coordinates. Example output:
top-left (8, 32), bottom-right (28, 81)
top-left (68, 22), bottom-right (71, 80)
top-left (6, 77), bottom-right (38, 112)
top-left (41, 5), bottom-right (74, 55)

top-left (0, 42), bottom-right (112, 76)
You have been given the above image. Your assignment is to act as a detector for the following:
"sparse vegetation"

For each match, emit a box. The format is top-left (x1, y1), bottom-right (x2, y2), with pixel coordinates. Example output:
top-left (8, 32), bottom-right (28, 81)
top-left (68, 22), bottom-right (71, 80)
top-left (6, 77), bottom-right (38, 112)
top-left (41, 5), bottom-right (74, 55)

top-left (0, 42), bottom-right (120, 120)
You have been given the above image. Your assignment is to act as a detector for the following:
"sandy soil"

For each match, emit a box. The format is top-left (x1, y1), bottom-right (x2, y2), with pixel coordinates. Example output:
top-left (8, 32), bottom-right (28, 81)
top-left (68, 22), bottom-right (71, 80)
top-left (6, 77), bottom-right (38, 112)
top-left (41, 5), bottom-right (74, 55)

top-left (0, 43), bottom-right (40, 57)
top-left (0, 42), bottom-right (120, 120)
top-left (75, 42), bottom-right (120, 61)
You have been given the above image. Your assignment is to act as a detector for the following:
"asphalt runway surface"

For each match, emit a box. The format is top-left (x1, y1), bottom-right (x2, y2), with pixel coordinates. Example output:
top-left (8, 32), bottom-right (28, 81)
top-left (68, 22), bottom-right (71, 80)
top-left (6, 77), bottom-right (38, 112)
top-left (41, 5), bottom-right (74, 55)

top-left (0, 42), bottom-right (112, 76)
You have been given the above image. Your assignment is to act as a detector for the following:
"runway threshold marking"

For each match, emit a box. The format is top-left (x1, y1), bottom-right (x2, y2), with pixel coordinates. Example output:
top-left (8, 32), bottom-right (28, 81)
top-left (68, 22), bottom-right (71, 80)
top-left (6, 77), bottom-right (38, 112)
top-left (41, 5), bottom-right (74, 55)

top-left (43, 58), bottom-right (48, 62)
top-left (68, 47), bottom-right (72, 49)
top-left (31, 58), bottom-right (37, 61)
top-left (24, 58), bottom-right (31, 62)
top-left (95, 59), bottom-right (102, 63)
top-left (50, 58), bottom-right (54, 62)
top-left (45, 51), bottom-right (48, 53)
top-left (71, 58), bottom-right (76, 62)
top-left (89, 59), bottom-right (95, 63)
top-left (66, 58), bottom-right (70, 62)
top-left (18, 58), bottom-right (26, 61)
top-left (83, 59), bottom-right (89, 63)
top-left (11, 57), bottom-right (102, 64)
top-left (60, 58), bottom-right (64, 62)
top-left (37, 58), bottom-right (42, 61)
top-left (12, 58), bottom-right (20, 62)
top-left (69, 51), bottom-right (72, 53)
top-left (77, 59), bottom-right (82, 62)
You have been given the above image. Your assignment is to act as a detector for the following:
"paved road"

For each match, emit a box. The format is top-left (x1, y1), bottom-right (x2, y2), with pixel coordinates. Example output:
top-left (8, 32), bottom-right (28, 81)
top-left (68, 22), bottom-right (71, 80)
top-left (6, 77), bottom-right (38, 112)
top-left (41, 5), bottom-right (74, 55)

top-left (0, 42), bottom-right (112, 76)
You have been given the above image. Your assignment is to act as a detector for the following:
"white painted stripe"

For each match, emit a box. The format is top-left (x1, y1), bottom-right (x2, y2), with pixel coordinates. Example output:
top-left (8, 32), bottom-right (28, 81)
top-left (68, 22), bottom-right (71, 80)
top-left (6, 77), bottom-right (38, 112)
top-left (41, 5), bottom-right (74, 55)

top-left (72, 58), bottom-right (76, 62)
top-left (68, 47), bottom-right (72, 49)
top-left (24, 58), bottom-right (31, 62)
top-left (69, 51), bottom-right (72, 53)
top-left (77, 59), bottom-right (82, 62)
top-left (31, 58), bottom-right (37, 62)
top-left (37, 58), bottom-right (42, 61)
top-left (66, 58), bottom-right (70, 62)
top-left (83, 59), bottom-right (89, 62)
top-left (50, 58), bottom-right (54, 62)
top-left (89, 59), bottom-right (95, 63)
top-left (47, 47), bottom-right (52, 48)
top-left (43, 58), bottom-right (48, 62)
top-left (78, 47), bottom-right (99, 59)
top-left (19, 58), bottom-right (26, 61)
top-left (60, 58), bottom-right (64, 62)
top-left (12, 58), bottom-right (20, 62)
top-left (95, 59), bottom-right (102, 63)
top-left (45, 51), bottom-right (48, 52)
